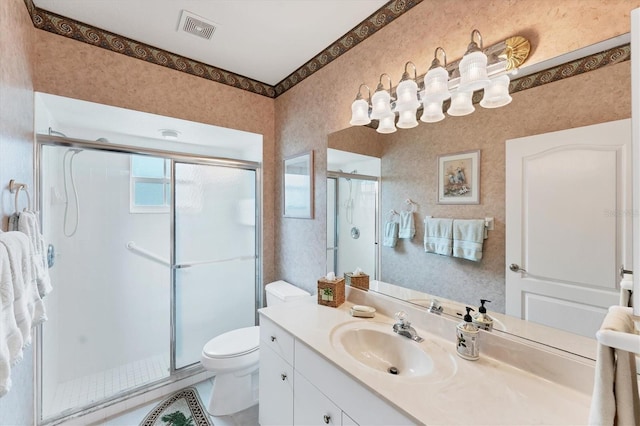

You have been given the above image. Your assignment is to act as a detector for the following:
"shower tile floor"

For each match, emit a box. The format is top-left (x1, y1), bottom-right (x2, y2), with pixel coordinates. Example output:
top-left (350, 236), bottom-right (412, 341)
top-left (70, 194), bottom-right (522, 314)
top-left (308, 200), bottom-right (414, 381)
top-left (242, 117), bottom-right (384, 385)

top-left (44, 353), bottom-right (170, 418)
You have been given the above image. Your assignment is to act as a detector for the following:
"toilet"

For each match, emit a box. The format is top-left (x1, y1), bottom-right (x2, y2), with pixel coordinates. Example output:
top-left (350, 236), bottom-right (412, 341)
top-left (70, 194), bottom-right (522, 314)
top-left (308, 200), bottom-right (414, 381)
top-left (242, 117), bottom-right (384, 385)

top-left (200, 280), bottom-right (310, 421)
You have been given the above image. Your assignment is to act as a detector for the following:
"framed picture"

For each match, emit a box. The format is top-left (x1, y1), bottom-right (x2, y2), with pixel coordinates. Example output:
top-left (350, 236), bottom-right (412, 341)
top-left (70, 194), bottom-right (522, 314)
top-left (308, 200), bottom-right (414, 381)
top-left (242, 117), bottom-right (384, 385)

top-left (437, 150), bottom-right (480, 204)
top-left (283, 150), bottom-right (314, 218)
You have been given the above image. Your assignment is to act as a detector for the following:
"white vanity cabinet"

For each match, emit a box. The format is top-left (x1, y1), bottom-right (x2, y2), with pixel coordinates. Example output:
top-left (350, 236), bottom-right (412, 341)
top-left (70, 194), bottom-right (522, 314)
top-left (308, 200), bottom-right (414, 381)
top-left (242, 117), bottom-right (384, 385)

top-left (259, 314), bottom-right (415, 426)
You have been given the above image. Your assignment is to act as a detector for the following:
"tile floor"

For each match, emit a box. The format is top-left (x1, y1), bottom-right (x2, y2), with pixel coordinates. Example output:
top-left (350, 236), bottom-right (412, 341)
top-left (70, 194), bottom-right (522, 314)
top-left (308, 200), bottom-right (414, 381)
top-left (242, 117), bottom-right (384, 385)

top-left (44, 353), bottom-right (170, 419)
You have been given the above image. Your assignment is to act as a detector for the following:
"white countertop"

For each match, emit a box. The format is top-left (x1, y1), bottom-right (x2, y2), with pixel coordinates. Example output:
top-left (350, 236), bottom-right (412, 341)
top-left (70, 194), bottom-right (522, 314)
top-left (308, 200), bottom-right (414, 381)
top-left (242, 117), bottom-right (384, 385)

top-left (259, 297), bottom-right (592, 425)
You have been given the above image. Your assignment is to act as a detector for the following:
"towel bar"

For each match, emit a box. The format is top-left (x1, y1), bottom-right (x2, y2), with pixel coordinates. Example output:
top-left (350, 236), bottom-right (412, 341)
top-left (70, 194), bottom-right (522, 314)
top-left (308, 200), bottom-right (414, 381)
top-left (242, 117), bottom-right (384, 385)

top-left (596, 329), bottom-right (640, 355)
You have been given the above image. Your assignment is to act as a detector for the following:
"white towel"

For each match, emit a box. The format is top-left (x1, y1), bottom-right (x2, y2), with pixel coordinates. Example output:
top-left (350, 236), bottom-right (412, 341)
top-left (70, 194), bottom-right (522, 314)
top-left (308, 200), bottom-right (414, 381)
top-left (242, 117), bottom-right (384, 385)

top-left (452, 219), bottom-right (485, 262)
top-left (0, 242), bottom-right (24, 397)
top-left (398, 211), bottom-right (415, 239)
top-left (424, 218), bottom-right (453, 256)
top-left (382, 221), bottom-right (399, 248)
top-left (589, 306), bottom-right (640, 426)
top-left (17, 211), bottom-right (52, 298)
top-left (0, 232), bottom-right (47, 349)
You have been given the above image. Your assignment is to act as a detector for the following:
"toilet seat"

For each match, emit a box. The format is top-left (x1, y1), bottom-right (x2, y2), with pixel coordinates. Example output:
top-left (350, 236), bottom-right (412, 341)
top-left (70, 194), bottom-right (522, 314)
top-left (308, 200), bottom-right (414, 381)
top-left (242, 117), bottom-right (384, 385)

top-left (203, 326), bottom-right (259, 359)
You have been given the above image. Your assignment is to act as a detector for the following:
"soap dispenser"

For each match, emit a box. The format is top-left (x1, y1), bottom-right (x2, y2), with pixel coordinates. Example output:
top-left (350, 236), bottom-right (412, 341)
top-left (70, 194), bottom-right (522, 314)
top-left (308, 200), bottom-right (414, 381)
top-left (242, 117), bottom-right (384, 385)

top-left (456, 307), bottom-right (479, 360)
top-left (472, 299), bottom-right (494, 331)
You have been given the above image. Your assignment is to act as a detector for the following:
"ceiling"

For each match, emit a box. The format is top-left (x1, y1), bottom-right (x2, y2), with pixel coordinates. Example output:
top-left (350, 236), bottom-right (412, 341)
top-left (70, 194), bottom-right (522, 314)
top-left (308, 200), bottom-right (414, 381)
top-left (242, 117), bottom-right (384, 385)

top-left (32, 0), bottom-right (389, 86)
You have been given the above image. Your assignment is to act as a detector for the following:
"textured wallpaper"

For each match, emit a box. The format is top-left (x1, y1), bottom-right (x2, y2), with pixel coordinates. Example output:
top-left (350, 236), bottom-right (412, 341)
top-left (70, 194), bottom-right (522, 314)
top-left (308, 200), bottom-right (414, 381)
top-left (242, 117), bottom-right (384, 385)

top-left (0, 0), bottom-right (35, 423)
top-left (274, 0), bottom-right (639, 296)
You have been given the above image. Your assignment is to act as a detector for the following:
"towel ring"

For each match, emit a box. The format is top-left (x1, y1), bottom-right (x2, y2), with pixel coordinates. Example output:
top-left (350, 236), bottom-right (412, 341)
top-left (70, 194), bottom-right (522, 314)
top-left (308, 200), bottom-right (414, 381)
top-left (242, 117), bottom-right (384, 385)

top-left (404, 199), bottom-right (417, 213)
top-left (9, 180), bottom-right (32, 212)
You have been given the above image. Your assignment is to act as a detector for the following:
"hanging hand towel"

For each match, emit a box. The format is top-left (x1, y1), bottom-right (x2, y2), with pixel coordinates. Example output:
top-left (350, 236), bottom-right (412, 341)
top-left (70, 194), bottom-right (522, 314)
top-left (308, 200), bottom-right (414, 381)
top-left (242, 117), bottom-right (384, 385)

top-left (17, 211), bottom-right (52, 298)
top-left (0, 232), bottom-right (47, 349)
top-left (452, 219), bottom-right (485, 262)
top-left (0, 242), bottom-right (23, 397)
top-left (588, 306), bottom-right (640, 426)
top-left (424, 218), bottom-right (453, 256)
top-left (382, 221), bottom-right (399, 248)
top-left (398, 211), bottom-right (415, 239)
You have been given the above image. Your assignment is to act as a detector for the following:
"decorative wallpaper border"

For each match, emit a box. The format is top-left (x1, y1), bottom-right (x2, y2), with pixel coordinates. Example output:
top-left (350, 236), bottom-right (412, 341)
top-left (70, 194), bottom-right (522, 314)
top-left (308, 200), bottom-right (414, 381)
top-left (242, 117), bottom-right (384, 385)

top-left (23, 0), bottom-right (422, 98)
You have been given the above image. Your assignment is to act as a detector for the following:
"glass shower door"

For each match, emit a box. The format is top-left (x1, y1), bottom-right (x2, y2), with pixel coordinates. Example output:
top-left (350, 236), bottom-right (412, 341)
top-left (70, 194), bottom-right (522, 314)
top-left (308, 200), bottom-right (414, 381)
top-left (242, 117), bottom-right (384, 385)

top-left (173, 162), bottom-right (258, 369)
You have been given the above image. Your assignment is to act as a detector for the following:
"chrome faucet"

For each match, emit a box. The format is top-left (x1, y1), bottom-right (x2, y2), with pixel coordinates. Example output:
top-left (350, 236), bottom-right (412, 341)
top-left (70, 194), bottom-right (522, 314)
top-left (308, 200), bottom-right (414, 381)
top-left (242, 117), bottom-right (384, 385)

top-left (392, 311), bottom-right (424, 342)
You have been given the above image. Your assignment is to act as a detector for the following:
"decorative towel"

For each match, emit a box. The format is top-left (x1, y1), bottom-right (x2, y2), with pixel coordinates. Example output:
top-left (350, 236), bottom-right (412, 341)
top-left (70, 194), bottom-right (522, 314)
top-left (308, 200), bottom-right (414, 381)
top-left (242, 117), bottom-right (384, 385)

top-left (452, 219), bottom-right (485, 262)
top-left (398, 211), bottom-right (415, 239)
top-left (589, 306), bottom-right (640, 425)
top-left (0, 242), bottom-right (23, 397)
top-left (0, 232), bottom-right (47, 349)
top-left (424, 218), bottom-right (453, 256)
top-left (17, 211), bottom-right (52, 298)
top-left (382, 221), bottom-right (399, 248)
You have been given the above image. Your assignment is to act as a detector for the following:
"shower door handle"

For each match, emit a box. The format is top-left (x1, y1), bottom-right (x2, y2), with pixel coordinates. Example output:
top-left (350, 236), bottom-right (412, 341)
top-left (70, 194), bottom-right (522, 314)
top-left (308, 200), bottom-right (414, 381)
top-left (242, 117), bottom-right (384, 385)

top-left (174, 255), bottom-right (257, 269)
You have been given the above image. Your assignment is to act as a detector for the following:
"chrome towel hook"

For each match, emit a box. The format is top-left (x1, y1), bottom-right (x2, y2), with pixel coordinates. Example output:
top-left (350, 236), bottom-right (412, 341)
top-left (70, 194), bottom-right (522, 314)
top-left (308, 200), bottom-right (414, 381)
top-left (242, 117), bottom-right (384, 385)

top-left (9, 179), bottom-right (32, 212)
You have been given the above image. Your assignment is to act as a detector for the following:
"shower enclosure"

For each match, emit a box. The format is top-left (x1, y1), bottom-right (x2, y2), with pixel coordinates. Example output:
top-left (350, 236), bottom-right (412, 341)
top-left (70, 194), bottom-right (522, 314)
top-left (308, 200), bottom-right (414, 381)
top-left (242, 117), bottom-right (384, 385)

top-left (326, 172), bottom-right (378, 278)
top-left (36, 137), bottom-right (260, 422)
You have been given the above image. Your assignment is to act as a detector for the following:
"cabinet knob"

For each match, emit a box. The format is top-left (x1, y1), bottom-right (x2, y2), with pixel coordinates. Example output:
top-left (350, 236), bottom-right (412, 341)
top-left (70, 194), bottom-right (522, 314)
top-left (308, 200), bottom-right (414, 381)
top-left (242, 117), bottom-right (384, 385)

top-left (323, 414), bottom-right (331, 424)
top-left (270, 335), bottom-right (277, 342)
top-left (280, 373), bottom-right (287, 381)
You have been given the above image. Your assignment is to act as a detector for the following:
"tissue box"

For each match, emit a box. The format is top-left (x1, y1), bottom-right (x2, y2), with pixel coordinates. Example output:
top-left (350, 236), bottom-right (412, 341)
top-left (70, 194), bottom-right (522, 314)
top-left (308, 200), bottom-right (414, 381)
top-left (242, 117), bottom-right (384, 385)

top-left (317, 277), bottom-right (345, 308)
top-left (345, 272), bottom-right (369, 291)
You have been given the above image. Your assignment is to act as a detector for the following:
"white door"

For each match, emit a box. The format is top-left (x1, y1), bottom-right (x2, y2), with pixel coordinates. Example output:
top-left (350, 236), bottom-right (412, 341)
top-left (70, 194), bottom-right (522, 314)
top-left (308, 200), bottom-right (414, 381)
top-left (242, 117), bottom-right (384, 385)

top-left (505, 119), bottom-right (632, 338)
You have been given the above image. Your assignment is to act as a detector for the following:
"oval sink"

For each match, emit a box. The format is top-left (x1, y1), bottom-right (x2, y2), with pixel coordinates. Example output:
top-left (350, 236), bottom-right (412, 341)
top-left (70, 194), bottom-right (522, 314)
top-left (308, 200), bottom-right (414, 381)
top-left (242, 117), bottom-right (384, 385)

top-left (330, 320), bottom-right (457, 382)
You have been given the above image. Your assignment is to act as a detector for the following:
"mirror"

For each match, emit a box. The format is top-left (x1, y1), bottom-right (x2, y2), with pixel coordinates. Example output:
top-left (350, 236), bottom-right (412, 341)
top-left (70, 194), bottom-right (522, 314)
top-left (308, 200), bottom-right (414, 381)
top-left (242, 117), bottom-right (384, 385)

top-left (283, 151), bottom-right (314, 219)
top-left (327, 36), bottom-right (633, 360)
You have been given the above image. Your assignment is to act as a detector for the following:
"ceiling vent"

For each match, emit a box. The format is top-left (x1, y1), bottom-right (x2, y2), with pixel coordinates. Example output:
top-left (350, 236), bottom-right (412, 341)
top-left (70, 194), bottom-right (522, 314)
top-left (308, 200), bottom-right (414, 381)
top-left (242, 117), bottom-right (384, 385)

top-left (178, 10), bottom-right (216, 40)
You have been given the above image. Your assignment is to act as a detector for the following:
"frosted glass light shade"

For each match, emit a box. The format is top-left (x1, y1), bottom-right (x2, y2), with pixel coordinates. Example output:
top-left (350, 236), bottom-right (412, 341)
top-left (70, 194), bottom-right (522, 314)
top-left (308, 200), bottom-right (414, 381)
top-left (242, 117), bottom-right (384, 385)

top-left (396, 110), bottom-right (418, 129)
top-left (480, 75), bottom-right (512, 108)
top-left (376, 113), bottom-right (397, 134)
top-left (371, 90), bottom-right (392, 120)
top-left (459, 51), bottom-right (490, 92)
top-left (447, 91), bottom-right (475, 116)
top-left (349, 98), bottom-right (371, 125)
top-left (420, 100), bottom-right (445, 123)
top-left (394, 79), bottom-right (420, 112)
top-left (423, 67), bottom-right (451, 102)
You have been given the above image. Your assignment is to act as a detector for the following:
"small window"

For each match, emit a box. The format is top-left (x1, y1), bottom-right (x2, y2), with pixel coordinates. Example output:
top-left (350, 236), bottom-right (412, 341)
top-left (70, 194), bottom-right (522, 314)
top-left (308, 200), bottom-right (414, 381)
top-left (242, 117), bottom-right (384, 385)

top-left (130, 155), bottom-right (171, 213)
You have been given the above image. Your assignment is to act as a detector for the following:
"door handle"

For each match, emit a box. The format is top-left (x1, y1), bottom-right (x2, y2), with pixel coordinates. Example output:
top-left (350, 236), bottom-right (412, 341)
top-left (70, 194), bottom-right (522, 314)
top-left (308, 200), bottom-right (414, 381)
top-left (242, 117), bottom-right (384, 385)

top-left (323, 414), bottom-right (331, 424)
top-left (280, 373), bottom-right (287, 381)
top-left (509, 263), bottom-right (527, 273)
top-left (620, 265), bottom-right (633, 278)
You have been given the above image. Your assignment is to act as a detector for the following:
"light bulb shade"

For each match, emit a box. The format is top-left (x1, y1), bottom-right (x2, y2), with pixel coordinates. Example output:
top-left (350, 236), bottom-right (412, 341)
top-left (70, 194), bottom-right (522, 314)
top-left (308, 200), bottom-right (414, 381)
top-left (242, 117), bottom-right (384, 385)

top-left (420, 100), bottom-right (445, 123)
top-left (370, 90), bottom-right (392, 120)
top-left (447, 90), bottom-right (475, 116)
top-left (349, 98), bottom-right (371, 125)
top-left (458, 50), bottom-right (490, 92)
top-left (396, 109), bottom-right (419, 129)
top-left (376, 113), bottom-right (397, 134)
top-left (423, 67), bottom-right (451, 102)
top-left (480, 75), bottom-right (512, 108)
top-left (394, 79), bottom-right (420, 112)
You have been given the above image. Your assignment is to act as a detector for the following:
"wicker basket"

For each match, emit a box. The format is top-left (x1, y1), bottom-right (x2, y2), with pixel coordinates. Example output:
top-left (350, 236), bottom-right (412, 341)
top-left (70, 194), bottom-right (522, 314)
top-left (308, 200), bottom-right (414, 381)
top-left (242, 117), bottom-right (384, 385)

top-left (317, 277), bottom-right (345, 308)
top-left (345, 272), bottom-right (369, 291)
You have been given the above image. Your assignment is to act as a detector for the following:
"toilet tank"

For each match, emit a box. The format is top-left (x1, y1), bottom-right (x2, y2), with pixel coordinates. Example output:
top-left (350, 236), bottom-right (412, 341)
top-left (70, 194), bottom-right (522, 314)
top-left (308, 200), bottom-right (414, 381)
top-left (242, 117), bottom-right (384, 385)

top-left (265, 280), bottom-right (310, 306)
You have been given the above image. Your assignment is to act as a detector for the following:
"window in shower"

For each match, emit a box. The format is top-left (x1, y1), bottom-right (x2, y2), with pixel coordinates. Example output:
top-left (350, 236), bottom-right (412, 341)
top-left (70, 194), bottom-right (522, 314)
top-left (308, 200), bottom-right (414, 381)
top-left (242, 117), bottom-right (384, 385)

top-left (130, 155), bottom-right (171, 212)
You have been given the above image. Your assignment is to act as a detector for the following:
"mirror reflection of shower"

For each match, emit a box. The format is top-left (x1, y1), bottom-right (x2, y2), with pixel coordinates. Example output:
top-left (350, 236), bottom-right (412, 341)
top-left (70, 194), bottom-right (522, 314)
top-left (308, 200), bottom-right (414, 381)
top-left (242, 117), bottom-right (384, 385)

top-left (327, 150), bottom-right (381, 280)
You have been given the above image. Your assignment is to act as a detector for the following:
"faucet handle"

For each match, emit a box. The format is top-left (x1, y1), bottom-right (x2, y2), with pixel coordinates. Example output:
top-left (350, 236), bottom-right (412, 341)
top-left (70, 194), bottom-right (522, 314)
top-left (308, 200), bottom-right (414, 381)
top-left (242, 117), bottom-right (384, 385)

top-left (394, 310), bottom-right (410, 327)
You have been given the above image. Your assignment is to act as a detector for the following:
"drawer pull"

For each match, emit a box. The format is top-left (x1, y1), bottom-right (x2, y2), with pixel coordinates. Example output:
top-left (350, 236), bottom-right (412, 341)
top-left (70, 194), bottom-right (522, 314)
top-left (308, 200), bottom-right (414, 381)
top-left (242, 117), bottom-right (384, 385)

top-left (270, 335), bottom-right (277, 342)
top-left (323, 414), bottom-right (331, 424)
top-left (280, 373), bottom-right (287, 381)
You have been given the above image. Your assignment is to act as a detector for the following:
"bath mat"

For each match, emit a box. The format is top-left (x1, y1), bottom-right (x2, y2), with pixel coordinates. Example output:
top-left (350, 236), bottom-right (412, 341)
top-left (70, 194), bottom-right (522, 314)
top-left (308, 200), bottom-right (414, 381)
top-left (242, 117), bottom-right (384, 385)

top-left (140, 387), bottom-right (212, 426)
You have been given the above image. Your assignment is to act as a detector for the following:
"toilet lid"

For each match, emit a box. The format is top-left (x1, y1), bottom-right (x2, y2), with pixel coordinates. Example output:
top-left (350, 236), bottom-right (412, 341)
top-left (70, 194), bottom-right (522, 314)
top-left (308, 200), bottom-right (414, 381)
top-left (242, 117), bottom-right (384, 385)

top-left (203, 326), bottom-right (260, 359)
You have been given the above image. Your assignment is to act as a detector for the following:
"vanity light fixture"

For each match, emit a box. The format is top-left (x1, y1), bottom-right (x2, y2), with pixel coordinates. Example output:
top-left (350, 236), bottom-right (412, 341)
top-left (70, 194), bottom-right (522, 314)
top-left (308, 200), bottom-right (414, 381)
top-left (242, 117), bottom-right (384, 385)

top-left (349, 84), bottom-right (372, 126)
top-left (348, 31), bottom-right (530, 133)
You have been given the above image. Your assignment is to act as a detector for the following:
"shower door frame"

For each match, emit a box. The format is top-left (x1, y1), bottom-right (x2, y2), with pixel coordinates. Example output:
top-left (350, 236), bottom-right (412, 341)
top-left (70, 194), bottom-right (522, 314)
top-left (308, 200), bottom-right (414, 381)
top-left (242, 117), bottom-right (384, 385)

top-left (34, 135), bottom-right (263, 424)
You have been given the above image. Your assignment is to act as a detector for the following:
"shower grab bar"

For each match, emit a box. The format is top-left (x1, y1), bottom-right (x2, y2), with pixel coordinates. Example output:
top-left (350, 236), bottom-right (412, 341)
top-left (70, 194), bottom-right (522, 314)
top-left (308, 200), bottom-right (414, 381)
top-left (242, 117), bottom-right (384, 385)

top-left (126, 241), bottom-right (170, 266)
top-left (126, 241), bottom-right (256, 269)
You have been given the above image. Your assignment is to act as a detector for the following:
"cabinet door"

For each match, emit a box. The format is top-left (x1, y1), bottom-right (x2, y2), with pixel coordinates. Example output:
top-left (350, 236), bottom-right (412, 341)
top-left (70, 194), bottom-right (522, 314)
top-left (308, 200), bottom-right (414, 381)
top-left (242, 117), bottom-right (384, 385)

top-left (259, 345), bottom-right (294, 426)
top-left (294, 371), bottom-right (341, 425)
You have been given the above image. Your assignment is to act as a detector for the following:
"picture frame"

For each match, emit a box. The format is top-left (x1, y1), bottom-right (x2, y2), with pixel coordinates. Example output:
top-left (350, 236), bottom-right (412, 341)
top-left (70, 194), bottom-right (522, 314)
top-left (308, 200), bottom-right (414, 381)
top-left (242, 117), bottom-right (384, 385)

top-left (437, 150), bottom-right (480, 204)
top-left (283, 150), bottom-right (314, 218)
